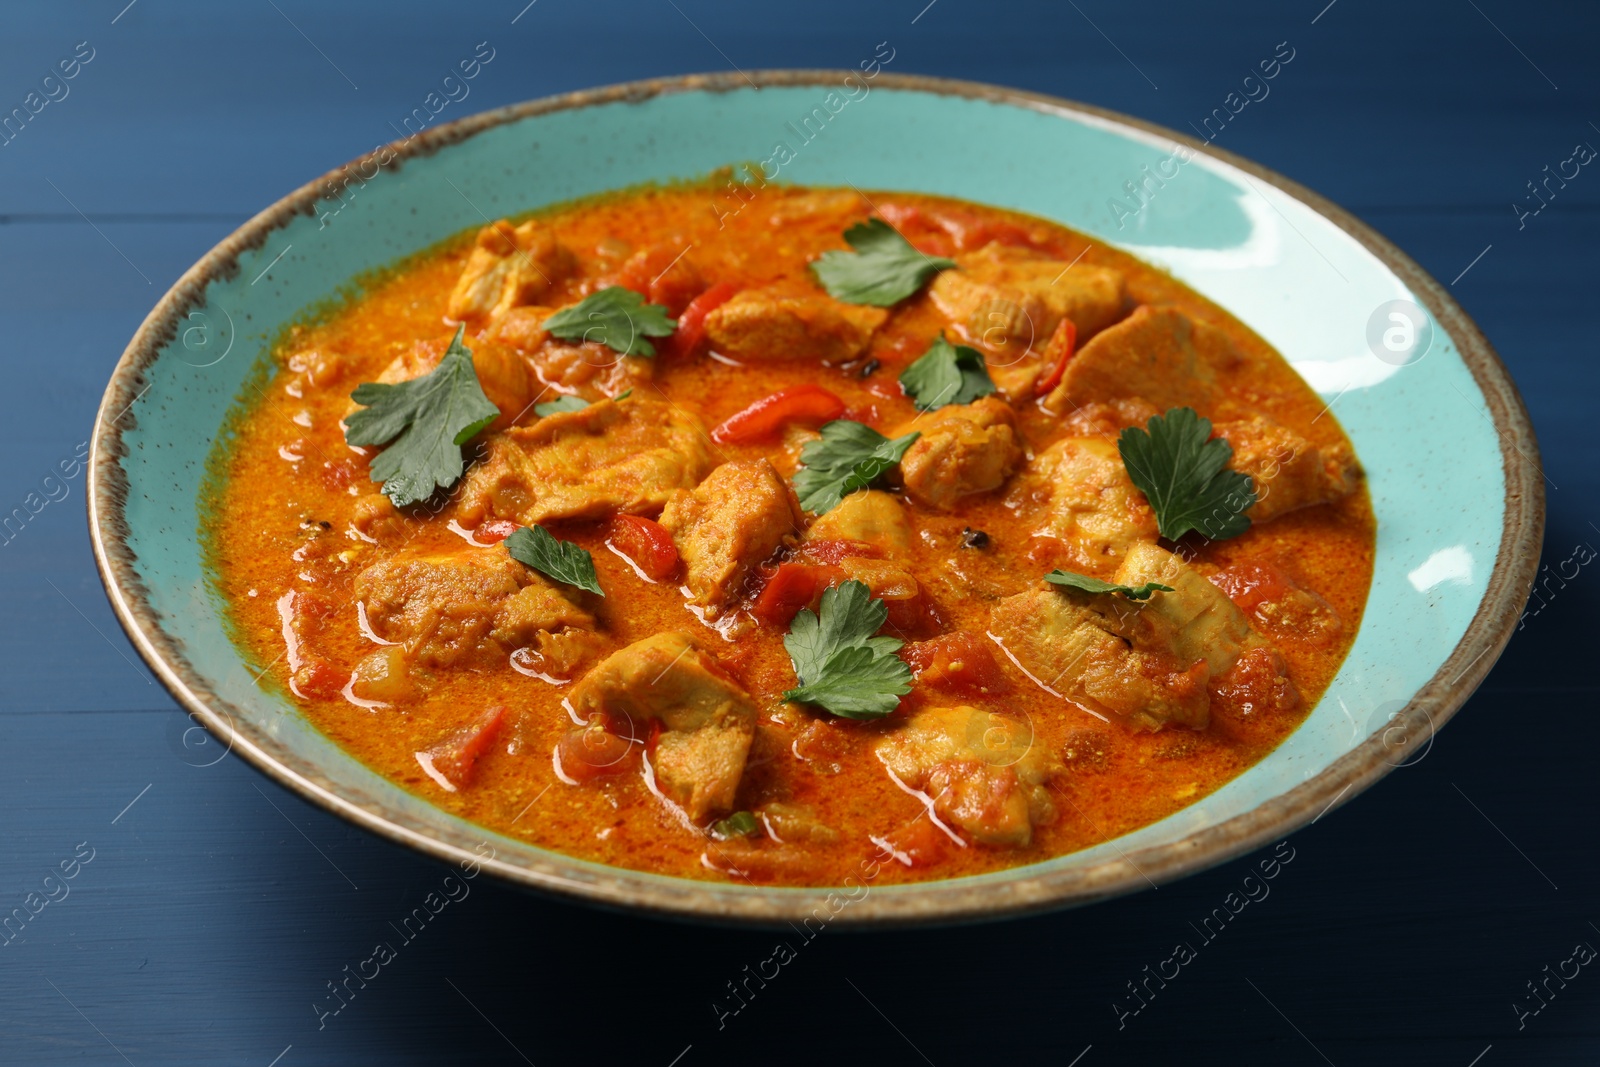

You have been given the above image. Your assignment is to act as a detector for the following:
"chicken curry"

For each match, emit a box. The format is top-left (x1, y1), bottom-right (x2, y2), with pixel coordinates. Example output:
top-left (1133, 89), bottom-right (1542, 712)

top-left (207, 180), bottom-right (1373, 886)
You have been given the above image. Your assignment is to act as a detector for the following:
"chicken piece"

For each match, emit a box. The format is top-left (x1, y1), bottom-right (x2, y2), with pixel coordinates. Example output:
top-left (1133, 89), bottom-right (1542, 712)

top-left (447, 219), bottom-right (577, 321)
top-left (1213, 416), bottom-right (1361, 523)
top-left (764, 189), bottom-right (865, 227)
top-left (484, 306), bottom-right (656, 403)
top-left (458, 397), bottom-right (713, 525)
top-left (930, 243), bottom-right (1126, 354)
top-left (703, 285), bottom-right (888, 362)
top-left (989, 543), bottom-right (1291, 732)
top-left (660, 459), bottom-right (803, 617)
top-left (354, 546), bottom-right (596, 672)
top-left (363, 335), bottom-right (537, 432)
top-left (804, 490), bottom-right (914, 555)
top-left (895, 397), bottom-right (1023, 510)
top-left (1007, 437), bottom-right (1158, 577)
top-left (567, 633), bottom-right (757, 821)
top-left (1043, 305), bottom-right (1243, 415)
top-left (875, 706), bottom-right (1061, 847)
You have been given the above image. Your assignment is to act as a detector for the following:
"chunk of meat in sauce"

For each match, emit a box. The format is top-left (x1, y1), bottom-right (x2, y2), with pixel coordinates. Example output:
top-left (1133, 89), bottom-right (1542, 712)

top-left (659, 458), bottom-right (803, 618)
top-left (481, 306), bottom-right (654, 403)
top-left (796, 490), bottom-right (929, 630)
top-left (567, 633), bottom-right (758, 822)
top-left (875, 705), bottom-right (1061, 847)
top-left (1008, 437), bottom-right (1158, 577)
top-left (447, 219), bottom-right (577, 321)
top-left (990, 543), bottom-right (1294, 731)
top-left (1042, 305), bottom-right (1242, 415)
top-left (353, 546), bottom-right (597, 672)
top-left (1213, 415), bottom-right (1361, 523)
top-left (929, 242), bottom-right (1126, 354)
top-left (895, 396), bottom-right (1023, 511)
top-left (805, 489), bottom-right (914, 555)
top-left (458, 397), bottom-right (713, 525)
top-left (703, 285), bottom-right (888, 362)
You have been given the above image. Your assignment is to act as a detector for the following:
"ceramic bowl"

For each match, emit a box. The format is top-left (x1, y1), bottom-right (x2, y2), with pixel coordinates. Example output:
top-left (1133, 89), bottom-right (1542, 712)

top-left (89, 72), bottom-right (1542, 926)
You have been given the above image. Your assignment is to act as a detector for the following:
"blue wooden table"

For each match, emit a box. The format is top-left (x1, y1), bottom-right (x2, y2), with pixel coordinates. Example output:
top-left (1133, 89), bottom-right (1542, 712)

top-left (3, 1), bottom-right (1596, 1062)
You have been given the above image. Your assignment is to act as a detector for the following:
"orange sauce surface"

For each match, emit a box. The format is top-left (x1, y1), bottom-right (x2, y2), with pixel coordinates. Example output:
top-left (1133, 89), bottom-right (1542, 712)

top-left (206, 181), bottom-right (1374, 886)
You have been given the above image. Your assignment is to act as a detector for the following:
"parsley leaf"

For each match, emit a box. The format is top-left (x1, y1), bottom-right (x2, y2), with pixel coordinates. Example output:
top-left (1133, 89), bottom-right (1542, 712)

top-left (1117, 406), bottom-right (1258, 542)
top-left (809, 218), bottom-right (956, 306)
top-left (543, 287), bottom-right (675, 357)
top-left (899, 333), bottom-right (997, 410)
top-left (504, 524), bottom-right (604, 596)
top-left (1043, 569), bottom-right (1173, 600)
top-left (533, 395), bottom-right (590, 417)
top-left (791, 420), bottom-right (920, 515)
top-left (782, 580), bottom-right (911, 720)
top-left (344, 325), bottom-right (499, 507)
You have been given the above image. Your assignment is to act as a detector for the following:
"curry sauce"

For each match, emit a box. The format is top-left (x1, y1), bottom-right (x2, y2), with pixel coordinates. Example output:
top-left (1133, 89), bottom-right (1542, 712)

top-left (206, 181), bottom-right (1374, 886)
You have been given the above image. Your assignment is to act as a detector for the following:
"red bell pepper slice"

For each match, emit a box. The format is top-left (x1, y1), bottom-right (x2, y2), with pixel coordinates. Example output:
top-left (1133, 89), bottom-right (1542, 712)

top-left (660, 281), bottom-right (737, 359)
top-left (711, 384), bottom-right (847, 445)
top-left (606, 514), bottom-right (680, 581)
top-left (415, 705), bottom-right (506, 792)
top-left (1035, 317), bottom-right (1078, 396)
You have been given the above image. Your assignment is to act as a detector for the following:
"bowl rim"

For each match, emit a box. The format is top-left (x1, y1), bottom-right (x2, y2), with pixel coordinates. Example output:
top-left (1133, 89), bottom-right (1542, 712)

top-left (87, 69), bottom-right (1544, 927)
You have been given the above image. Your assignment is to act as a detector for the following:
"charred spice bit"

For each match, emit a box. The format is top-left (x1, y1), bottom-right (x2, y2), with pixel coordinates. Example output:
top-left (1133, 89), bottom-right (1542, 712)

top-left (858, 358), bottom-right (881, 379)
top-left (961, 527), bottom-right (990, 549)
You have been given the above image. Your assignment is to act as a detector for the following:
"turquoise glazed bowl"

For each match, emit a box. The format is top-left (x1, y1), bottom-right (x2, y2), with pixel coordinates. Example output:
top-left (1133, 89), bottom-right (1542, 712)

top-left (89, 73), bottom-right (1542, 925)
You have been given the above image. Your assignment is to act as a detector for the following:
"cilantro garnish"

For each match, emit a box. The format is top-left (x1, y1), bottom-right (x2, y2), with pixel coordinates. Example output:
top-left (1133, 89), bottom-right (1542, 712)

top-left (344, 325), bottom-right (499, 507)
top-left (791, 420), bottom-right (920, 515)
top-left (898, 333), bottom-right (997, 410)
top-left (1118, 406), bottom-right (1257, 542)
top-left (504, 524), bottom-right (604, 596)
top-left (710, 811), bottom-right (760, 839)
top-left (543, 287), bottom-right (675, 357)
top-left (809, 218), bottom-right (956, 306)
top-left (1043, 569), bottom-right (1173, 600)
top-left (533, 395), bottom-right (590, 417)
top-left (782, 580), bottom-right (911, 720)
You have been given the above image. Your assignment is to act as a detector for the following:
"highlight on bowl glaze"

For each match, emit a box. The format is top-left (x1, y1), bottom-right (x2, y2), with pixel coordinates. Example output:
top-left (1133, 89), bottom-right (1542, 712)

top-left (89, 72), bottom-right (1542, 925)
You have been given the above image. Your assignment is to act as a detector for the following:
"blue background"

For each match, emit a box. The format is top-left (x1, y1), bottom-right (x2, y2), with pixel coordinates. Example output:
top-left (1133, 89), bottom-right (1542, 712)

top-left (2, 1), bottom-right (1596, 1063)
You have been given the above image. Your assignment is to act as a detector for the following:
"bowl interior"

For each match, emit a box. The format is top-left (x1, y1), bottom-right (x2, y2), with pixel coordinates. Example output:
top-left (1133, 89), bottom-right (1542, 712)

top-left (96, 75), bottom-right (1520, 922)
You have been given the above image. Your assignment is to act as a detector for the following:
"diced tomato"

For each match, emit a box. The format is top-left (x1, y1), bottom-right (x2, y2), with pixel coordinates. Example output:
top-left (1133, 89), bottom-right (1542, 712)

top-left (290, 659), bottom-right (345, 701)
top-left (711, 385), bottom-right (846, 445)
top-left (556, 717), bottom-right (636, 781)
top-left (606, 514), bottom-right (680, 581)
top-left (1208, 560), bottom-right (1293, 612)
top-left (796, 539), bottom-right (883, 565)
top-left (751, 562), bottom-right (845, 626)
top-left (872, 815), bottom-right (951, 868)
top-left (899, 632), bottom-right (1005, 694)
top-left (1211, 646), bottom-right (1301, 721)
top-left (617, 246), bottom-right (706, 315)
top-left (1034, 317), bottom-right (1078, 396)
top-left (660, 281), bottom-right (737, 359)
top-left (474, 519), bottom-right (520, 544)
top-left (416, 706), bottom-right (506, 792)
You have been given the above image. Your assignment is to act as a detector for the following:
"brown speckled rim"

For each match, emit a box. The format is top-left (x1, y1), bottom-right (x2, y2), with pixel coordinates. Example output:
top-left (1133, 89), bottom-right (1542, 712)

top-left (88, 71), bottom-right (1543, 928)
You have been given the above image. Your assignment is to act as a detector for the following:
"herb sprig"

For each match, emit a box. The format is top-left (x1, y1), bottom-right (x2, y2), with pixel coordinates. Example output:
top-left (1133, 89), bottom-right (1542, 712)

top-left (810, 219), bottom-right (955, 306)
top-left (344, 325), bottom-right (499, 507)
top-left (505, 524), bottom-right (604, 596)
top-left (1118, 406), bottom-right (1257, 542)
top-left (899, 334), bottom-right (997, 411)
top-left (544, 287), bottom-right (675, 357)
top-left (791, 420), bottom-right (920, 515)
top-left (1043, 569), bottom-right (1173, 601)
top-left (782, 580), bottom-right (912, 719)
